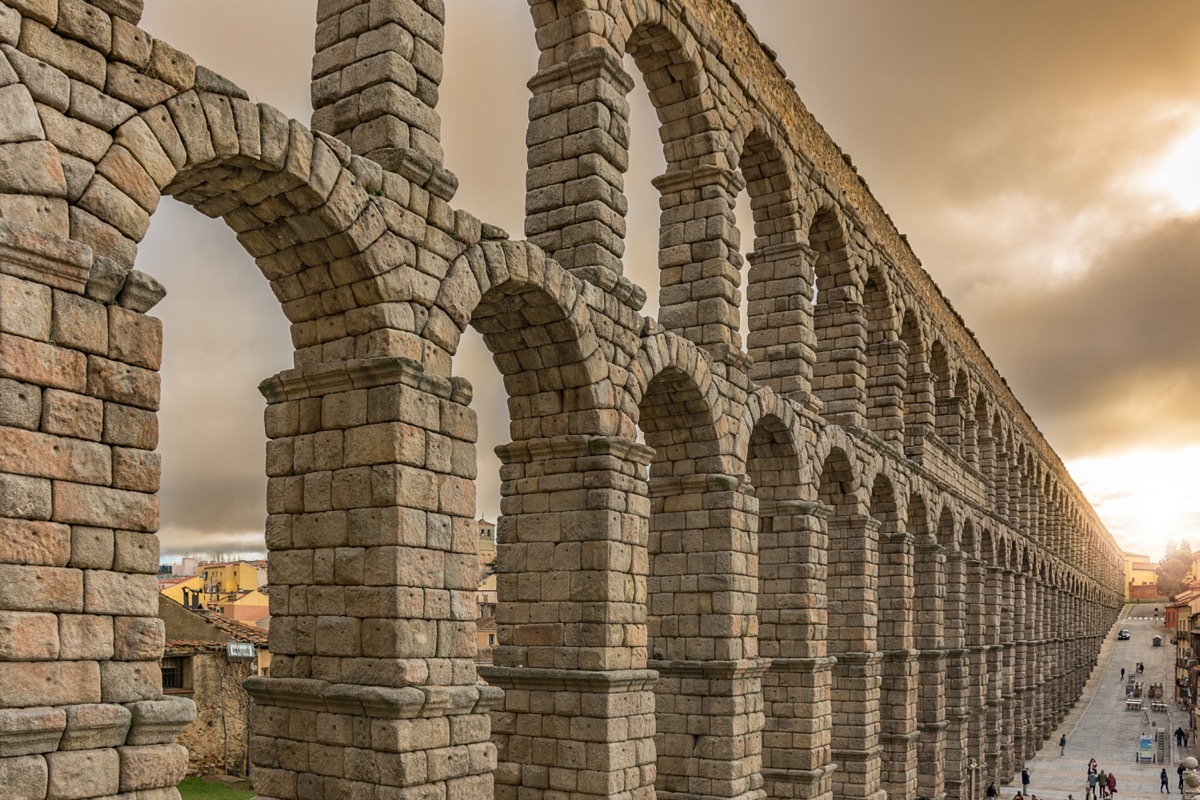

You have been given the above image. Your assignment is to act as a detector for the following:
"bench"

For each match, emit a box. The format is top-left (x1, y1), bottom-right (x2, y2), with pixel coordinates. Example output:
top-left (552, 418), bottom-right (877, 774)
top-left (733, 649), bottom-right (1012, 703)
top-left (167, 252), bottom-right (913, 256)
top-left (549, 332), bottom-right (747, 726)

top-left (1152, 701), bottom-right (1168, 713)
top-left (1126, 699), bottom-right (1143, 710)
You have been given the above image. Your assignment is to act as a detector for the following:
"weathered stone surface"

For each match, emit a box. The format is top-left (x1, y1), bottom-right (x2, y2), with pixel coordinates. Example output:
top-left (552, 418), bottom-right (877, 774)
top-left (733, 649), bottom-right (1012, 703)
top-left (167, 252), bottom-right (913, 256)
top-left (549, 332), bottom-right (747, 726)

top-left (98, 660), bottom-right (160, 703)
top-left (0, 563), bottom-right (82, 612)
top-left (114, 269), bottom-right (164, 312)
top-left (0, 141), bottom-right (68, 195)
top-left (124, 698), bottom-right (195, 746)
top-left (41, 389), bottom-right (103, 440)
top-left (111, 615), bottom-right (162, 660)
top-left (0, 83), bottom-right (45, 140)
top-left (118, 743), bottom-right (188, 791)
top-left (0, 377), bottom-right (41, 430)
top-left (0, 471), bottom-right (52, 520)
top-left (0, 753), bottom-right (49, 800)
top-left (0, 610), bottom-right (59, 660)
top-left (0, 520), bottom-right (69, 566)
top-left (0, 273), bottom-right (51, 340)
top-left (0, 660), bottom-right (99, 706)
top-left (53, 481), bottom-right (158, 531)
top-left (45, 747), bottom-right (120, 799)
top-left (59, 703), bottom-right (131, 751)
top-left (0, 706), bottom-right (66, 756)
top-left (3, 44), bottom-right (71, 111)
top-left (0, 331), bottom-right (86, 391)
top-left (83, 570), bottom-right (158, 615)
top-left (69, 526), bottom-right (114, 570)
top-left (58, 613), bottom-right (114, 661)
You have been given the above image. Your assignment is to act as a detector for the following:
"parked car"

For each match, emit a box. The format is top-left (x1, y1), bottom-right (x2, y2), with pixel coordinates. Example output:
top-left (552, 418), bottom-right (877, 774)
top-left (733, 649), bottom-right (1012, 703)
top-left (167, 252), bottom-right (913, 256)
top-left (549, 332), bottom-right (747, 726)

top-left (1118, 629), bottom-right (1131, 640)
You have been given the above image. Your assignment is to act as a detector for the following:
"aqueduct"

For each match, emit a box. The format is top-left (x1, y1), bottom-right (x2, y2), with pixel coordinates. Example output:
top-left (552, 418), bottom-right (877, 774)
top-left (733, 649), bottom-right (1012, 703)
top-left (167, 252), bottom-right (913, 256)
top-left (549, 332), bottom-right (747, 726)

top-left (0, 1), bottom-right (1125, 799)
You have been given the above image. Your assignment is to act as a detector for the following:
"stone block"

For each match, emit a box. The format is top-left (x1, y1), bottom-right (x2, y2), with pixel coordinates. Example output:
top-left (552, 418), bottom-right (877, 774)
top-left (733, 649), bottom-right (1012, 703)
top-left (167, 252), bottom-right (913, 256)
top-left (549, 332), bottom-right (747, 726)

top-left (0, 140), bottom-right (67, 195)
top-left (111, 447), bottom-right (160, 492)
top-left (0, 660), bottom-right (100, 706)
top-left (0, 753), bottom-right (49, 800)
top-left (0, 707), bottom-right (66, 756)
top-left (87, 354), bottom-right (159, 410)
top-left (118, 743), bottom-right (188, 791)
top-left (115, 269), bottom-right (165, 312)
top-left (106, 305), bottom-right (161, 369)
top-left (0, 377), bottom-right (41, 430)
top-left (113, 529), bottom-right (158, 573)
top-left (0, 273), bottom-right (51, 341)
top-left (52, 290), bottom-right (108, 355)
top-left (68, 78), bottom-right (136, 130)
top-left (58, 613), bottom-right (114, 660)
top-left (0, 194), bottom-right (68, 237)
top-left (0, 426), bottom-right (112, 485)
top-left (41, 389), bottom-right (103, 440)
top-left (0, 84), bottom-right (44, 142)
top-left (55, 0), bottom-right (113, 54)
top-left (99, 660), bottom-right (160, 703)
top-left (124, 697), bottom-right (195, 745)
top-left (45, 747), bottom-right (120, 799)
top-left (59, 703), bottom-right (131, 751)
top-left (102, 401), bottom-right (157, 449)
top-left (0, 332), bottom-right (86, 391)
top-left (0, 472), bottom-right (52, 520)
top-left (69, 525), bottom-right (114, 569)
top-left (84, 570), bottom-right (158, 615)
top-left (0, 563), bottom-right (82, 612)
top-left (112, 615), bottom-right (163, 660)
top-left (53, 482), bottom-right (158, 532)
top-left (0, 520), bottom-right (69, 566)
top-left (0, 610), bottom-right (60, 660)
top-left (19, 20), bottom-right (106, 88)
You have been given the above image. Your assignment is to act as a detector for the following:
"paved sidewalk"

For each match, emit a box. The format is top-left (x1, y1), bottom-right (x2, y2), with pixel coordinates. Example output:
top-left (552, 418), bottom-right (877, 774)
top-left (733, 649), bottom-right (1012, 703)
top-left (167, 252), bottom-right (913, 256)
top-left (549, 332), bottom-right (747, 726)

top-left (1006, 607), bottom-right (1189, 800)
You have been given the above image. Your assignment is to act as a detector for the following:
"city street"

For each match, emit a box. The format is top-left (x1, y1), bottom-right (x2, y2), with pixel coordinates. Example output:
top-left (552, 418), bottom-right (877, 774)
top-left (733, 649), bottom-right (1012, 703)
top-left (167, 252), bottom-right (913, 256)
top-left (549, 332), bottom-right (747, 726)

top-left (1006, 607), bottom-right (1186, 799)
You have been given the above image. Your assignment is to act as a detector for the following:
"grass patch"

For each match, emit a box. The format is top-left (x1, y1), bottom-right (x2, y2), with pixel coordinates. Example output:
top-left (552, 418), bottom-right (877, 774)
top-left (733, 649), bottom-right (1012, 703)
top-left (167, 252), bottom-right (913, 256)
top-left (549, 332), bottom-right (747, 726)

top-left (177, 775), bottom-right (255, 800)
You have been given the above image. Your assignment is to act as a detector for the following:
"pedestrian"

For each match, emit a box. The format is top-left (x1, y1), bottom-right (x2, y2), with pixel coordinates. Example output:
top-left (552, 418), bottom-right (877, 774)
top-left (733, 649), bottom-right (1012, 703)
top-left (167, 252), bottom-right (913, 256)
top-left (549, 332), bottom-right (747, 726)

top-left (1121, 667), bottom-right (1126, 680)
top-left (1097, 769), bottom-right (1108, 799)
top-left (1178, 727), bottom-right (1186, 748)
top-left (987, 782), bottom-right (998, 800)
top-left (1060, 734), bottom-right (1067, 755)
top-left (1161, 768), bottom-right (1170, 793)
top-left (1022, 767), bottom-right (1031, 796)
top-left (1107, 772), bottom-right (1117, 798)
top-left (1087, 770), bottom-right (1100, 800)
top-left (1179, 764), bottom-right (1185, 792)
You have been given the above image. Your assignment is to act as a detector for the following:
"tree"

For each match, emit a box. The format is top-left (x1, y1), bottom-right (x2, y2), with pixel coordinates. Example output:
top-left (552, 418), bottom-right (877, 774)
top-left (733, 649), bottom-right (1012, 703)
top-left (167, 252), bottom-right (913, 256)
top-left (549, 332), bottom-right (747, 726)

top-left (1157, 541), bottom-right (1193, 598)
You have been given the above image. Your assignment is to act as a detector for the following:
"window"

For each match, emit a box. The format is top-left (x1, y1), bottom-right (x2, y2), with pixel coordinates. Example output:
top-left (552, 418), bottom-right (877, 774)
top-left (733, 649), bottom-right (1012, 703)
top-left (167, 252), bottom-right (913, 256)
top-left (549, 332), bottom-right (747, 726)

top-left (161, 656), bottom-right (192, 691)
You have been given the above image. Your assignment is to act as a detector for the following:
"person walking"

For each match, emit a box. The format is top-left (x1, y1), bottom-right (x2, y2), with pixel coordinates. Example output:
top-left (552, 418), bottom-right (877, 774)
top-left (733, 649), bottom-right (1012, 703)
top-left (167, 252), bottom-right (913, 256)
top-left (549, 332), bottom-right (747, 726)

top-left (1087, 769), bottom-right (1100, 800)
top-left (1107, 772), bottom-right (1117, 798)
top-left (1178, 727), bottom-right (1186, 748)
top-left (1060, 734), bottom-right (1067, 755)
top-left (1121, 667), bottom-right (1126, 681)
top-left (1178, 764), bottom-right (1185, 793)
top-left (1162, 768), bottom-right (1170, 793)
top-left (1022, 767), bottom-right (1031, 797)
top-left (987, 782), bottom-right (998, 800)
top-left (1097, 769), bottom-right (1108, 800)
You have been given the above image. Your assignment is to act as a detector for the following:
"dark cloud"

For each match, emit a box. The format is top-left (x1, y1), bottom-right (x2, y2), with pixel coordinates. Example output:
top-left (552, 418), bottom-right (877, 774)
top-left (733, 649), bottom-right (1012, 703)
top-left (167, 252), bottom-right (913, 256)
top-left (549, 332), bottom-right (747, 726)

top-left (968, 215), bottom-right (1200, 456)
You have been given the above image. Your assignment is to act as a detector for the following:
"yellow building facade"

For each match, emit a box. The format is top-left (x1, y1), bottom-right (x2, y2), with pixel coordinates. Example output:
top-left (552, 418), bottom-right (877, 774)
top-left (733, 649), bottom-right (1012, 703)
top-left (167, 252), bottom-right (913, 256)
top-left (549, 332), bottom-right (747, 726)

top-left (1122, 550), bottom-right (1160, 600)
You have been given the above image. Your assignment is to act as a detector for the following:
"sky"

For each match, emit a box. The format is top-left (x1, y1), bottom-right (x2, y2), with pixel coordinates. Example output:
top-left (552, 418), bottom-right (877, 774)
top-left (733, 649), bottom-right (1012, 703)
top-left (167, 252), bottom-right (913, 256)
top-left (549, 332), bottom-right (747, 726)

top-left (135, 1), bottom-right (1200, 563)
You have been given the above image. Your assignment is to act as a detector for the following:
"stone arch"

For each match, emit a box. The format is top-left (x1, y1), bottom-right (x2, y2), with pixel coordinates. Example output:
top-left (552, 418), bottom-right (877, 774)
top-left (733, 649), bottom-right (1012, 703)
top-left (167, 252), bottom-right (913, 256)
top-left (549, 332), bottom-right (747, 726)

top-left (433, 241), bottom-right (612, 435)
top-left (809, 202), bottom-right (864, 427)
top-left (863, 262), bottom-right (903, 443)
top-left (901, 306), bottom-right (932, 454)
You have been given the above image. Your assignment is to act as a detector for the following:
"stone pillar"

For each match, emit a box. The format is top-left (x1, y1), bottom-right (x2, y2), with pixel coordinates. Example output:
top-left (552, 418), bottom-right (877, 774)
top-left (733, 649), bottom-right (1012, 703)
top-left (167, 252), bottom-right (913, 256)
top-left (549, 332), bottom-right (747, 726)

top-left (827, 515), bottom-right (884, 800)
top-left (879, 528), bottom-right (917, 800)
top-left (865, 340), bottom-right (907, 448)
top-left (1030, 579), bottom-right (1046, 748)
top-left (250, 358), bottom-right (499, 800)
top-left (758, 501), bottom-right (834, 800)
top-left (0, 221), bottom-right (194, 800)
top-left (902, 369), bottom-right (934, 461)
top-left (525, 47), bottom-right (634, 288)
top-left (935, 396), bottom-right (963, 455)
top-left (311, 0), bottom-right (458, 199)
top-left (963, 558), bottom-right (987, 783)
top-left (653, 165), bottom-right (747, 364)
top-left (914, 541), bottom-right (946, 800)
top-left (1011, 573), bottom-right (1028, 763)
top-left (942, 548), bottom-right (969, 800)
top-left (983, 565), bottom-right (1002, 780)
top-left (812, 295), bottom-right (867, 429)
top-left (998, 569), bottom-right (1016, 777)
top-left (746, 243), bottom-right (817, 402)
top-left (648, 474), bottom-right (765, 800)
top-left (484, 435), bottom-right (658, 800)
